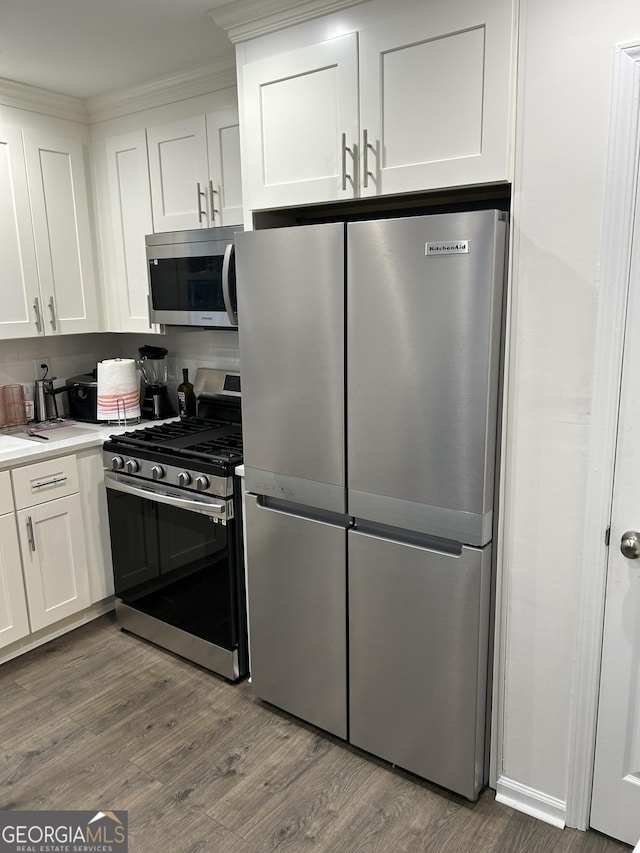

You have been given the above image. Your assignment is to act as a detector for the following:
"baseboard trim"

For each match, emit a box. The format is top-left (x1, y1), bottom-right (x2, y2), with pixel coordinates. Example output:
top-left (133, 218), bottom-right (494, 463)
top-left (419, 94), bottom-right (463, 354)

top-left (0, 599), bottom-right (114, 665)
top-left (496, 776), bottom-right (566, 828)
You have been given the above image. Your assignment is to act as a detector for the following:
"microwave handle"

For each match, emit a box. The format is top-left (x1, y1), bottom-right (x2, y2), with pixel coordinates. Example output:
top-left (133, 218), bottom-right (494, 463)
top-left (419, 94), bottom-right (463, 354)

top-left (222, 242), bottom-right (238, 327)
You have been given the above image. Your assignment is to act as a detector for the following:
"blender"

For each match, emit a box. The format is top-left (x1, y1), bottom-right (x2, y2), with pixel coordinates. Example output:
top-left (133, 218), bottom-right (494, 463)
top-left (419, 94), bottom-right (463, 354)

top-left (138, 346), bottom-right (176, 419)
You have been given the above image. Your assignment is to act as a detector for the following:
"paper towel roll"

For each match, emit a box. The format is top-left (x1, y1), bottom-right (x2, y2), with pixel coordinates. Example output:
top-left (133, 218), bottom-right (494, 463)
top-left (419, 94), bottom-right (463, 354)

top-left (97, 358), bottom-right (140, 421)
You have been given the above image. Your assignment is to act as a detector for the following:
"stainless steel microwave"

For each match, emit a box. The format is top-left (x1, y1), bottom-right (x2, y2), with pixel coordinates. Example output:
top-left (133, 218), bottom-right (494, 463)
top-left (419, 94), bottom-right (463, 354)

top-left (146, 226), bottom-right (243, 328)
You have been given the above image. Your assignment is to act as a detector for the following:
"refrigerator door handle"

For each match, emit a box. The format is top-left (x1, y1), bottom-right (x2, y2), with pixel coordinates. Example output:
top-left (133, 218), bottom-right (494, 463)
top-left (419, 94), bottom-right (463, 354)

top-left (253, 493), bottom-right (351, 528)
top-left (351, 519), bottom-right (464, 557)
top-left (222, 242), bottom-right (238, 326)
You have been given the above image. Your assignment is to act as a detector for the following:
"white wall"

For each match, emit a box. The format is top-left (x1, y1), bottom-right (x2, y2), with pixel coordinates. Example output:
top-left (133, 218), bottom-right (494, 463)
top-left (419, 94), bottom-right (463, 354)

top-left (0, 329), bottom-right (238, 420)
top-left (500, 0), bottom-right (639, 806)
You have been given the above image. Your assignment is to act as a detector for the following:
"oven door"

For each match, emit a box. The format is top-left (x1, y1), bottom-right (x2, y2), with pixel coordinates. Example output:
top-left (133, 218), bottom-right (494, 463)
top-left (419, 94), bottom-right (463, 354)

top-left (105, 472), bottom-right (246, 680)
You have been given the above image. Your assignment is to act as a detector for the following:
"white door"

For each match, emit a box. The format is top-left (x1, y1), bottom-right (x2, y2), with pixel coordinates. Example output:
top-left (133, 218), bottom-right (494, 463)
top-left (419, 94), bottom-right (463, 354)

top-left (104, 130), bottom-right (158, 332)
top-left (17, 494), bottom-right (90, 632)
top-left (241, 32), bottom-right (359, 210)
top-left (590, 175), bottom-right (640, 846)
top-left (359, 0), bottom-right (514, 196)
top-left (0, 471), bottom-right (30, 648)
top-left (206, 108), bottom-right (243, 226)
top-left (147, 115), bottom-right (210, 231)
top-left (0, 125), bottom-right (42, 339)
top-left (23, 130), bottom-right (100, 335)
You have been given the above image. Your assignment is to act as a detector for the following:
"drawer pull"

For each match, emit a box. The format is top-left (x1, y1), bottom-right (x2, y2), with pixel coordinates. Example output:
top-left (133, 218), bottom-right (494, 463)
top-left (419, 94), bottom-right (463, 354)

top-left (26, 516), bottom-right (35, 552)
top-left (32, 476), bottom-right (68, 489)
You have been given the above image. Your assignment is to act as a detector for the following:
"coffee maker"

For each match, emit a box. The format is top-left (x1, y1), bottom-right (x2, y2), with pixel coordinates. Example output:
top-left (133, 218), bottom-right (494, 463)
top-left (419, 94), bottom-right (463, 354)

top-left (138, 346), bottom-right (176, 420)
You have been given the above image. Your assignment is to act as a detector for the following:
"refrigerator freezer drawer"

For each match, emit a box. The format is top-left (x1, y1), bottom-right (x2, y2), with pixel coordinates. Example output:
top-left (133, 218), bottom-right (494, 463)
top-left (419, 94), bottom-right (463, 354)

top-left (245, 494), bottom-right (348, 738)
top-left (348, 528), bottom-right (492, 800)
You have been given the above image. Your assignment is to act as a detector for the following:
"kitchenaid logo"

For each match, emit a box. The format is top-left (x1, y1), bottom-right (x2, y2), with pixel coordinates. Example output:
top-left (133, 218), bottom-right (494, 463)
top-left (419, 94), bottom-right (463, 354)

top-left (425, 240), bottom-right (470, 256)
top-left (0, 810), bottom-right (127, 853)
top-left (254, 481), bottom-right (296, 497)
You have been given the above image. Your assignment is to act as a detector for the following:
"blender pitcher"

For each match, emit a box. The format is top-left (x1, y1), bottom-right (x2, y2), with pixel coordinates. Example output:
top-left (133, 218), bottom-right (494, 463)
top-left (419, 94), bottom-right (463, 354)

top-left (137, 346), bottom-right (176, 420)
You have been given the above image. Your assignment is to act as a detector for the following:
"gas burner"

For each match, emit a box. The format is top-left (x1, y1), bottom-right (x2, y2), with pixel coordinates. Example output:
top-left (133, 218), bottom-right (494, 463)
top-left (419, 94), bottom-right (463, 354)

top-left (104, 412), bottom-right (243, 490)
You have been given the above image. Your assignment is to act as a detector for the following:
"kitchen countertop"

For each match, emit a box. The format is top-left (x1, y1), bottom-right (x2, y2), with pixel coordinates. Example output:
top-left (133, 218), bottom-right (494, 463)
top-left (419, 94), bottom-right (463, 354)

top-left (0, 418), bottom-right (180, 470)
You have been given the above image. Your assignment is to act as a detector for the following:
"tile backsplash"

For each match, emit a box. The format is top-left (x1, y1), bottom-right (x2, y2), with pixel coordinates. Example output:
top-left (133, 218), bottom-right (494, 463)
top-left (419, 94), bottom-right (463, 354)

top-left (0, 329), bottom-right (240, 417)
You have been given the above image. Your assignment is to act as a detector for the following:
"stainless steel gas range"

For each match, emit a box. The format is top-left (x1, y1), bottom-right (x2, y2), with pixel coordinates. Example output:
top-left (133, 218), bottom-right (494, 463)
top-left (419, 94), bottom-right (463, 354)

top-left (102, 370), bottom-right (247, 681)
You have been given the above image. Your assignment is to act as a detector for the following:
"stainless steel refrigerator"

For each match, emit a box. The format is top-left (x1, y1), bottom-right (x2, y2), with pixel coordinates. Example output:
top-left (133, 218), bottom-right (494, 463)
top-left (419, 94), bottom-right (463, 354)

top-left (236, 210), bottom-right (506, 801)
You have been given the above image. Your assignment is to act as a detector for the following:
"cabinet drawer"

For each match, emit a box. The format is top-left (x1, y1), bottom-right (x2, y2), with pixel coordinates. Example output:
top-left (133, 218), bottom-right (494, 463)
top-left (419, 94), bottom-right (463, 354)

top-left (12, 455), bottom-right (79, 509)
top-left (0, 470), bottom-right (13, 515)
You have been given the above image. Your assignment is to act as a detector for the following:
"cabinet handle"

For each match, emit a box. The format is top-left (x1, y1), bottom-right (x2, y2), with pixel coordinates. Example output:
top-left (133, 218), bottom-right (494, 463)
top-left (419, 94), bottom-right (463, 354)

top-left (362, 128), bottom-right (374, 188)
top-left (209, 181), bottom-right (220, 223)
top-left (48, 296), bottom-right (57, 330)
top-left (26, 516), bottom-right (35, 552)
top-left (341, 133), bottom-right (354, 191)
top-left (33, 297), bottom-right (42, 333)
top-left (32, 476), bottom-right (68, 489)
top-left (196, 182), bottom-right (207, 224)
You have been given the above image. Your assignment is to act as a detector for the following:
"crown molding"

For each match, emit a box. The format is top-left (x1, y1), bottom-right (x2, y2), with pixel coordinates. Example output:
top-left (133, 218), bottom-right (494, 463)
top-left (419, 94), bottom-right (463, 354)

top-left (0, 77), bottom-right (88, 123)
top-left (86, 58), bottom-right (237, 124)
top-left (210, 0), bottom-right (367, 43)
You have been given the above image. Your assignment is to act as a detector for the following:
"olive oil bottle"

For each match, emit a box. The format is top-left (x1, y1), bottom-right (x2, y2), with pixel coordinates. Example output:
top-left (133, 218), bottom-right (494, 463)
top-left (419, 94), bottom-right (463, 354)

top-left (177, 368), bottom-right (196, 417)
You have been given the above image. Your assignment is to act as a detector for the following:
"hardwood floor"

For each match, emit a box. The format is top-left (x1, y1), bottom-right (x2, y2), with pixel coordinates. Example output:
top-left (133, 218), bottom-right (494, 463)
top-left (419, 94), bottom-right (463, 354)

top-left (0, 615), bottom-right (630, 852)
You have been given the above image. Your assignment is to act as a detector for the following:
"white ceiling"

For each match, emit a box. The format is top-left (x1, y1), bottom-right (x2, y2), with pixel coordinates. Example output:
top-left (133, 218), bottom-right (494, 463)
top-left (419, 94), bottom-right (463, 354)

top-left (0, 0), bottom-right (237, 100)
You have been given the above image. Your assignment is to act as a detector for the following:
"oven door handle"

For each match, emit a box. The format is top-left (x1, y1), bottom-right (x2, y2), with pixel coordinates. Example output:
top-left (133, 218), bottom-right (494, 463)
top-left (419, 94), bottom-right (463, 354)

top-left (105, 472), bottom-right (229, 520)
top-left (221, 242), bottom-right (238, 327)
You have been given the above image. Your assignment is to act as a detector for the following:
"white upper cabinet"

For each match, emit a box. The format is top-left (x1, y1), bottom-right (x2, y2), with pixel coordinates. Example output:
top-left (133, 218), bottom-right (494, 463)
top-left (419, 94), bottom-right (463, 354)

top-left (239, 0), bottom-right (515, 211)
top-left (147, 108), bottom-right (243, 232)
top-left (0, 125), bottom-right (47, 339)
top-left (147, 115), bottom-right (210, 232)
top-left (23, 130), bottom-right (100, 335)
top-left (358, 1), bottom-right (514, 196)
top-left (242, 33), bottom-right (359, 208)
top-left (0, 125), bottom-right (100, 339)
top-left (207, 108), bottom-right (244, 226)
top-left (104, 130), bottom-right (158, 333)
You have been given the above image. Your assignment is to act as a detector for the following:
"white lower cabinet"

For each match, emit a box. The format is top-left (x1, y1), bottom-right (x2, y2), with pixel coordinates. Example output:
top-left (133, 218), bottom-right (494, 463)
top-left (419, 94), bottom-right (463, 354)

top-left (0, 471), bottom-right (30, 649)
top-left (76, 448), bottom-right (114, 603)
top-left (16, 495), bottom-right (90, 632)
top-left (11, 455), bottom-right (91, 634)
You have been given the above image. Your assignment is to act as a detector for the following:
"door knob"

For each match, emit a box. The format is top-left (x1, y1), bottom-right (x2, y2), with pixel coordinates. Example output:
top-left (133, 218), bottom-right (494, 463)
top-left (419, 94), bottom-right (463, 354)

top-left (620, 530), bottom-right (640, 559)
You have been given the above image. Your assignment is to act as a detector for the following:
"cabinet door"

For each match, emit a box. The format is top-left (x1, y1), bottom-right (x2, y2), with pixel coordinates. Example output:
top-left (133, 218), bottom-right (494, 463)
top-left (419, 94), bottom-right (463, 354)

top-left (359, 0), bottom-right (515, 196)
top-left (147, 115), bottom-right (210, 232)
top-left (23, 131), bottom-right (100, 334)
top-left (0, 514), bottom-right (30, 649)
top-left (0, 125), bottom-right (42, 339)
top-left (241, 32), bottom-right (359, 209)
top-left (0, 465), bottom-right (30, 646)
top-left (17, 494), bottom-right (90, 632)
top-left (206, 108), bottom-right (243, 226)
top-left (104, 130), bottom-right (159, 332)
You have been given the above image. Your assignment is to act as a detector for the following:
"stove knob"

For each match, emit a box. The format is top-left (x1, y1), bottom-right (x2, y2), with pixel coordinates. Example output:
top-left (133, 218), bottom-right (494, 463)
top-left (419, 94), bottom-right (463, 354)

top-left (111, 456), bottom-right (124, 471)
top-left (125, 459), bottom-right (139, 474)
top-left (151, 465), bottom-right (165, 480)
top-left (195, 475), bottom-right (209, 492)
top-left (178, 471), bottom-right (192, 487)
